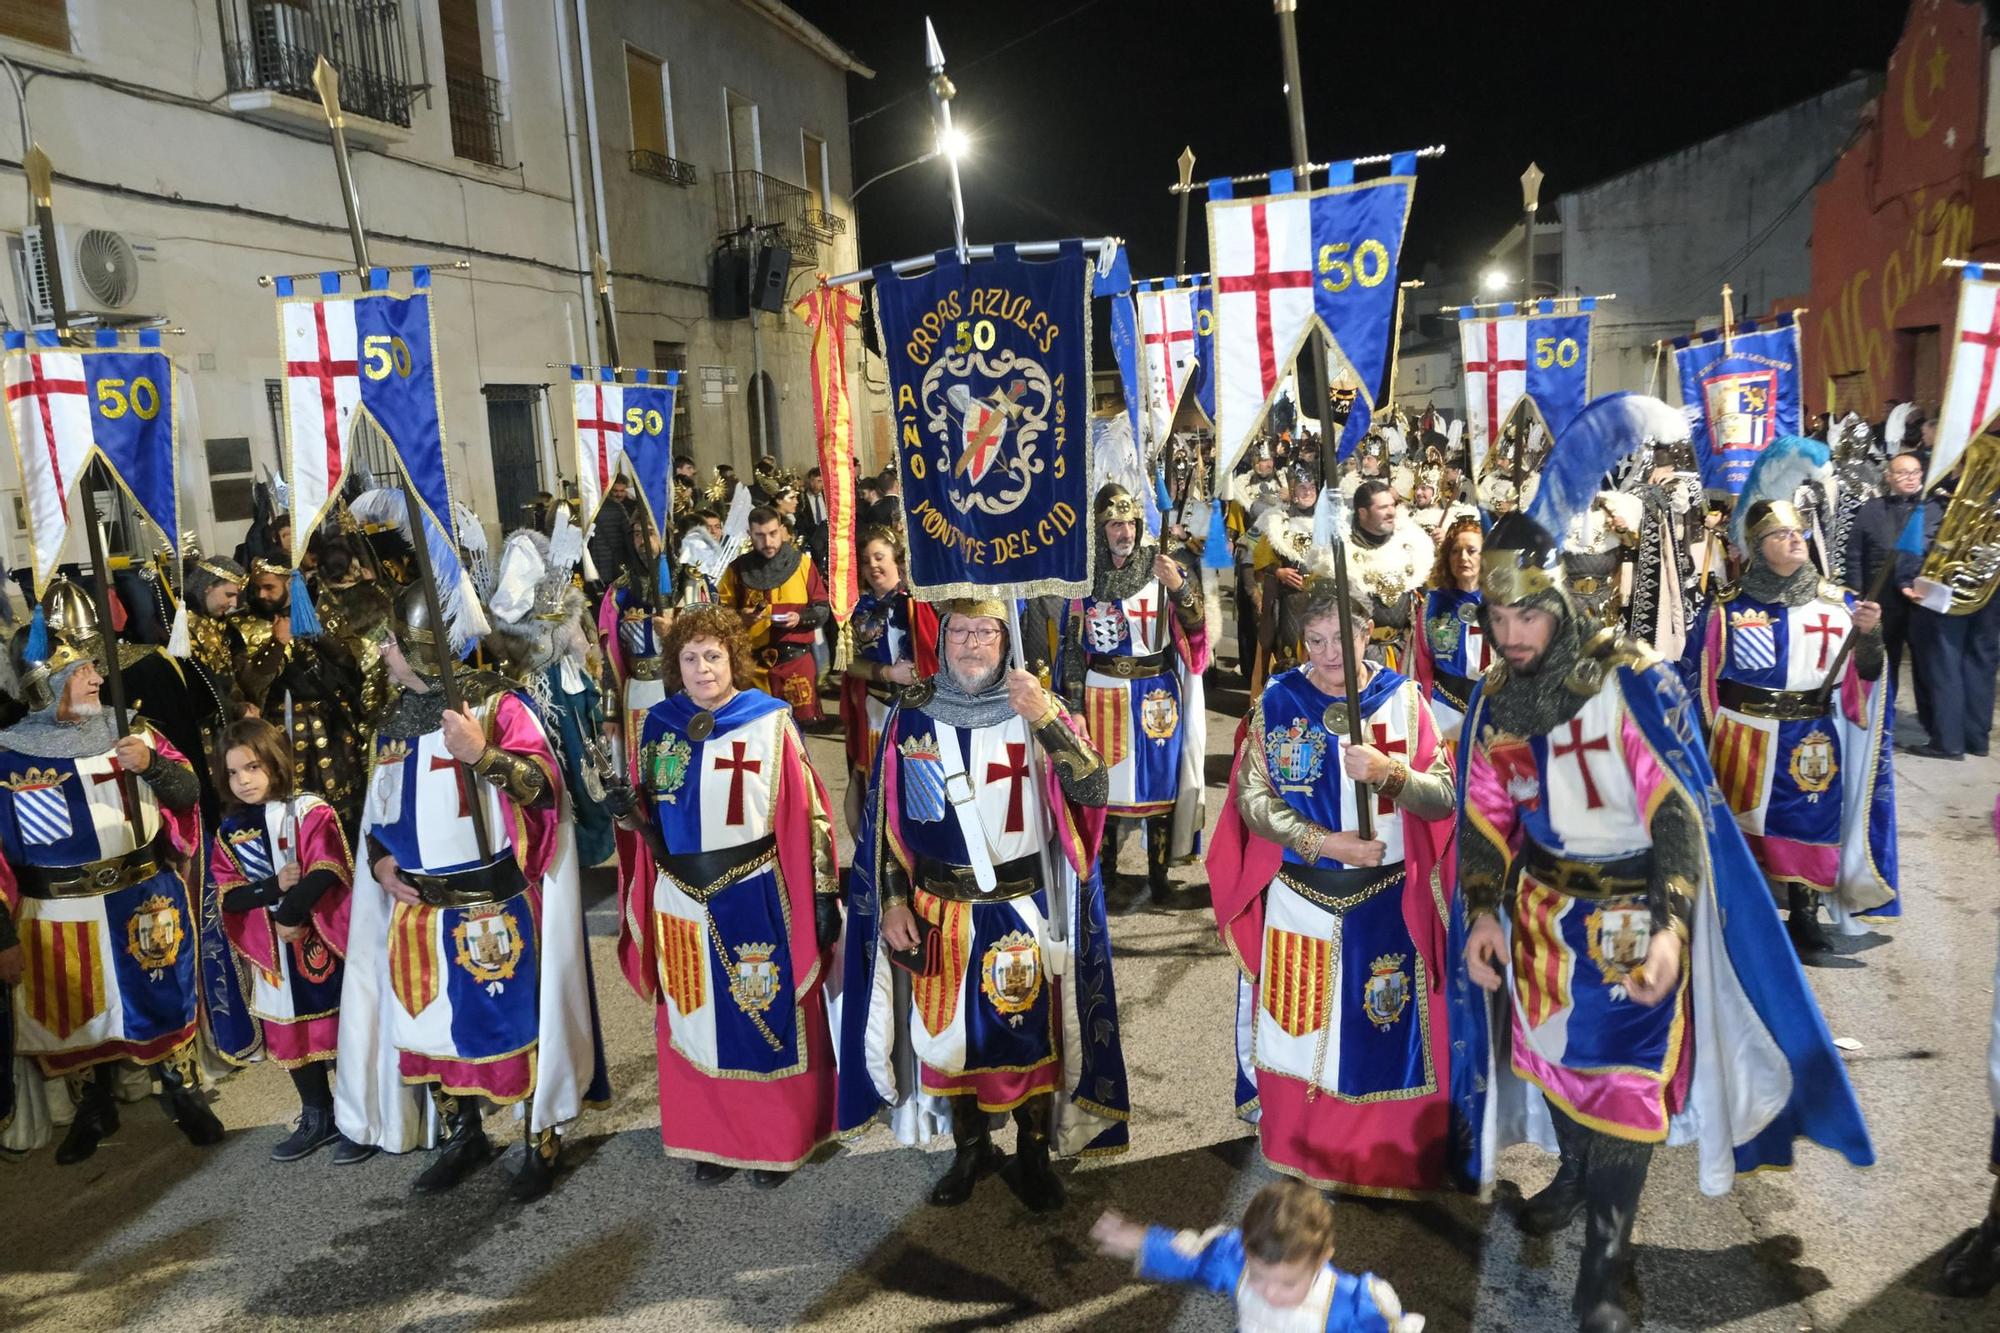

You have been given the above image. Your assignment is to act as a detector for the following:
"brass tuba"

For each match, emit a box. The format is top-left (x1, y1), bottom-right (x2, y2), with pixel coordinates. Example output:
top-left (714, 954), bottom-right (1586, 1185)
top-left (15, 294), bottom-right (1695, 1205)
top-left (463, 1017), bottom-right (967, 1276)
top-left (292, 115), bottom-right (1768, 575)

top-left (1917, 433), bottom-right (2000, 614)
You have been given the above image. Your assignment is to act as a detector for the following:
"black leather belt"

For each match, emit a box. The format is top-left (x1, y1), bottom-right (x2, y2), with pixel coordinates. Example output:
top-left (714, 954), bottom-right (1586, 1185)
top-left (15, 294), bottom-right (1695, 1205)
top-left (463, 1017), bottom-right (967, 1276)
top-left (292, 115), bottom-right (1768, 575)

top-left (402, 854), bottom-right (528, 908)
top-left (865, 681), bottom-right (895, 703)
top-left (1278, 859), bottom-right (1404, 912)
top-left (1086, 649), bottom-right (1171, 678)
top-left (1434, 669), bottom-right (1474, 710)
top-left (1718, 680), bottom-right (1826, 722)
top-left (760, 641), bottom-right (816, 668)
top-left (1520, 839), bottom-right (1651, 900)
top-left (917, 852), bottom-right (1041, 902)
top-left (15, 842), bottom-right (162, 899)
top-left (658, 834), bottom-right (777, 897)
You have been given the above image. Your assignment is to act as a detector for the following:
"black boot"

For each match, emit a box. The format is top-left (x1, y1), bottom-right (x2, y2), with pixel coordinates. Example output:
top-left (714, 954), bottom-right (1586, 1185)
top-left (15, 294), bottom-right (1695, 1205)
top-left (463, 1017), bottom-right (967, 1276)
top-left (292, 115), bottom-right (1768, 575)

top-left (1943, 1180), bottom-right (2000, 1297)
top-left (56, 1069), bottom-right (120, 1165)
top-left (332, 1136), bottom-right (379, 1166)
top-left (157, 1053), bottom-right (225, 1147)
top-left (929, 1097), bottom-right (1003, 1206)
top-left (691, 1160), bottom-right (736, 1185)
top-left (1573, 1132), bottom-right (1652, 1333)
top-left (1519, 1109), bottom-right (1589, 1237)
top-left (273, 1065), bottom-right (341, 1162)
top-left (412, 1092), bottom-right (494, 1194)
top-left (509, 1128), bottom-right (560, 1204)
top-left (1785, 883), bottom-right (1830, 954)
top-left (1004, 1095), bottom-right (1066, 1214)
top-left (1144, 812), bottom-right (1177, 905)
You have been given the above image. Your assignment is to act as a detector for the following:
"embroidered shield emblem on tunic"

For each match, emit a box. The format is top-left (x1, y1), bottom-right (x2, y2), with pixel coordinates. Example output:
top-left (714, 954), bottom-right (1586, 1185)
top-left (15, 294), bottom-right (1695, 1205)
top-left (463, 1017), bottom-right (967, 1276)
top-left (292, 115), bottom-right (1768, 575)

top-left (24, 918), bottom-right (107, 1037)
top-left (127, 894), bottom-right (185, 971)
top-left (643, 735), bottom-right (693, 802)
top-left (899, 733), bottom-right (948, 822)
top-left (1427, 613), bottom-right (1458, 656)
top-left (1483, 730), bottom-right (1542, 811)
top-left (980, 931), bottom-right (1043, 1024)
top-left (1729, 609), bottom-right (1778, 672)
top-left (294, 930), bottom-right (337, 984)
top-left (8, 766), bottom-right (74, 844)
top-left (1261, 925), bottom-right (1330, 1038)
top-left (1084, 601), bottom-right (1128, 654)
top-left (1363, 954), bottom-right (1411, 1029)
top-left (1141, 688), bottom-right (1179, 741)
top-left (1586, 904), bottom-right (1653, 987)
top-left (1264, 716), bottom-right (1327, 793)
top-left (731, 942), bottom-right (782, 1014)
top-left (1788, 729), bottom-right (1836, 799)
top-left (452, 909), bottom-right (523, 983)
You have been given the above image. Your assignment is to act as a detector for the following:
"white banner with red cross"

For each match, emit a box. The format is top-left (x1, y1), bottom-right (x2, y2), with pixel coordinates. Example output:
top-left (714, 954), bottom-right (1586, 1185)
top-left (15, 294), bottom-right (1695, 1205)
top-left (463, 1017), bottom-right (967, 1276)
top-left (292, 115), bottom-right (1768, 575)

top-left (1932, 266), bottom-right (2000, 486)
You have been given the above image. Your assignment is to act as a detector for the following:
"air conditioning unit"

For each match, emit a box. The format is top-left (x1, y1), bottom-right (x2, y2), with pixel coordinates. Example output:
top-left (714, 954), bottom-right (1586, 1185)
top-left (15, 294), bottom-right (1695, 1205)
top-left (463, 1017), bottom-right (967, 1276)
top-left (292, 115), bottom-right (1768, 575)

top-left (22, 224), bottom-right (157, 321)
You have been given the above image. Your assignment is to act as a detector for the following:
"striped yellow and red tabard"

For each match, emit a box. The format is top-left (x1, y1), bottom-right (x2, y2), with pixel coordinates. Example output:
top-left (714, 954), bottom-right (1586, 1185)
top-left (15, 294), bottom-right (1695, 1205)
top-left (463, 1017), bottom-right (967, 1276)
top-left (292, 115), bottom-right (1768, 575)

top-left (1512, 876), bottom-right (1575, 1032)
top-left (22, 918), bottom-right (107, 1040)
top-left (1085, 685), bottom-right (1131, 772)
top-left (1709, 713), bottom-right (1773, 819)
top-left (1261, 924), bottom-right (1331, 1039)
top-left (910, 888), bottom-right (972, 1040)
top-left (654, 912), bottom-right (705, 1015)
top-left (388, 902), bottom-right (440, 1019)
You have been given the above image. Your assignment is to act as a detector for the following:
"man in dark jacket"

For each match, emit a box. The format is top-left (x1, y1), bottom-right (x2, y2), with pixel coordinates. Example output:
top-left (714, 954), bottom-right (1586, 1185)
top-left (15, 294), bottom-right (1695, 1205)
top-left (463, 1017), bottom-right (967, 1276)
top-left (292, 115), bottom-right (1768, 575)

top-left (1844, 452), bottom-right (1936, 736)
top-left (588, 477), bottom-right (636, 593)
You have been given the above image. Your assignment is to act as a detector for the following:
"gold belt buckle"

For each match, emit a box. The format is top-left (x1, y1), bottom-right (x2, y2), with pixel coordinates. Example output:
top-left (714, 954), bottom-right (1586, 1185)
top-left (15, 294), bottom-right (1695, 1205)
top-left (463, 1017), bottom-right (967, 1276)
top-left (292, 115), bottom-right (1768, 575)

top-left (1115, 657), bottom-right (1137, 678)
top-left (92, 862), bottom-right (123, 890)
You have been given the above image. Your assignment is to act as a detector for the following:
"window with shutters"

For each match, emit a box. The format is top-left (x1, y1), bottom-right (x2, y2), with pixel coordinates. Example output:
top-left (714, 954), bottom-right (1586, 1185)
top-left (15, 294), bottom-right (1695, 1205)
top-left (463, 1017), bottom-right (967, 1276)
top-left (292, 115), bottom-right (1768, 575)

top-left (626, 46), bottom-right (692, 186)
top-left (439, 0), bottom-right (503, 165)
top-left (0, 0), bottom-right (70, 51)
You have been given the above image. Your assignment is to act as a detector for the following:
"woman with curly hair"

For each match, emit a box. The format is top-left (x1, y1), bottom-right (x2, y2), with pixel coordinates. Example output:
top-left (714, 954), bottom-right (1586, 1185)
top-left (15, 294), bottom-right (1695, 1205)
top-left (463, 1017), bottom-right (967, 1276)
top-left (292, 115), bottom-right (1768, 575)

top-left (611, 604), bottom-right (842, 1186)
top-left (836, 527), bottom-right (939, 832)
top-left (1411, 515), bottom-right (1490, 744)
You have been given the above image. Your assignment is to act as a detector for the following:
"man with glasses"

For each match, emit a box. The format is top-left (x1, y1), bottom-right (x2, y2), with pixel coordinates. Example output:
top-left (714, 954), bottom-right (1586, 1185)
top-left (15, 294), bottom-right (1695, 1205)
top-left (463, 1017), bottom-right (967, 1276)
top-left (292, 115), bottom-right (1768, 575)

top-left (840, 599), bottom-right (1128, 1214)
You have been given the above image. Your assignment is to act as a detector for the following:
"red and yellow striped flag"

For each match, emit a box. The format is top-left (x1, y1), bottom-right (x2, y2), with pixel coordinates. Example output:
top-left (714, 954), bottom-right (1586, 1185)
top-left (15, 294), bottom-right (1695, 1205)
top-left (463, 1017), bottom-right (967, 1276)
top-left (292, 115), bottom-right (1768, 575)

top-left (792, 279), bottom-right (862, 623)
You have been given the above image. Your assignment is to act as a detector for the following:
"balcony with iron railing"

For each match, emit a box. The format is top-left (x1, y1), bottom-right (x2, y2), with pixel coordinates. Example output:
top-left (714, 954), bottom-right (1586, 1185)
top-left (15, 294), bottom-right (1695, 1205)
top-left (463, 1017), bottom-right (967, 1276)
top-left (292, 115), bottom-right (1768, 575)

top-left (446, 72), bottom-right (504, 166)
top-left (218, 0), bottom-right (417, 143)
top-left (631, 149), bottom-right (697, 188)
top-left (801, 207), bottom-right (847, 239)
top-left (714, 170), bottom-right (823, 262)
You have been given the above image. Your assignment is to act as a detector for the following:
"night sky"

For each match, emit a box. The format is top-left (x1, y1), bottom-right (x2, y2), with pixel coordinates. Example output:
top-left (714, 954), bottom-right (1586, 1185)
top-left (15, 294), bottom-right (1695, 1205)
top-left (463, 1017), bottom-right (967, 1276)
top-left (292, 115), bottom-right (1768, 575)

top-left (789, 0), bottom-right (1911, 296)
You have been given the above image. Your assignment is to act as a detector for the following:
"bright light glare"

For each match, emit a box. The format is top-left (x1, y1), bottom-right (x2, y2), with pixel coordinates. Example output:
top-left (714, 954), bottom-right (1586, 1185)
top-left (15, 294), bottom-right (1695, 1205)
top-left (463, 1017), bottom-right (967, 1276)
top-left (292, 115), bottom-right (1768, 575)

top-left (940, 126), bottom-right (971, 161)
top-left (1482, 268), bottom-right (1511, 292)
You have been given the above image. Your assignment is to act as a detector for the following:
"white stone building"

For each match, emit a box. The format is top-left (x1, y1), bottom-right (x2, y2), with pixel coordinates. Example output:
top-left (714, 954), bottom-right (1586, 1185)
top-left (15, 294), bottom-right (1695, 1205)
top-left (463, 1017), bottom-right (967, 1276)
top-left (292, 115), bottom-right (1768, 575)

top-left (0, 0), bottom-right (870, 575)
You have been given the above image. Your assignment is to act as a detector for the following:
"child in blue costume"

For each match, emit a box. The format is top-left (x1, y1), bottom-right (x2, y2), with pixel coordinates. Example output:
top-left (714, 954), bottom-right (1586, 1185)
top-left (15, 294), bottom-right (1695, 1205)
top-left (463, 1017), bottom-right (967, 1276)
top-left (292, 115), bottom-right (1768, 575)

top-left (1093, 1181), bottom-right (1424, 1332)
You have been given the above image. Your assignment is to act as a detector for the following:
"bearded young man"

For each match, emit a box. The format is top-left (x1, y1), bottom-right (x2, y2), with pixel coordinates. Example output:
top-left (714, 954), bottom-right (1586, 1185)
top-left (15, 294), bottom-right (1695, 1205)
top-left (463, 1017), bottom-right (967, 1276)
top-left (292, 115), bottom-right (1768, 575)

top-left (839, 599), bottom-right (1129, 1214)
top-left (718, 507), bottom-right (830, 720)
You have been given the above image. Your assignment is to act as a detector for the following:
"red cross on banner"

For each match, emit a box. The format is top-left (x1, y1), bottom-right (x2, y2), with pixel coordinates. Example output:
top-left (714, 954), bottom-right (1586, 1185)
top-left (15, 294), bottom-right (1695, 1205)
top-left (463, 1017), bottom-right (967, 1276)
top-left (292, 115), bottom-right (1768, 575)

top-left (1461, 317), bottom-right (1526, 466)
top-left (1935, 273), bottom-right (2000, 486)
top-left (1211, 192), bottom-right (1316, 471)
top-left (573, 377), bottom-right (627, 526)
top-left (1141, 286), bottom-right (1198, 438)
top-left (3, 347), bottom-right (95, 592)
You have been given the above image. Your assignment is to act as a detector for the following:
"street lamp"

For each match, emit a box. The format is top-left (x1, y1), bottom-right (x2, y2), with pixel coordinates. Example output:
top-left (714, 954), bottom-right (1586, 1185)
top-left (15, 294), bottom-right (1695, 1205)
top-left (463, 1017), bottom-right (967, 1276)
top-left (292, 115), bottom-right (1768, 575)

top-left (851, 129), bottom-right (970, 201)
top-left (1482, 268), bottom-right (1512, 293)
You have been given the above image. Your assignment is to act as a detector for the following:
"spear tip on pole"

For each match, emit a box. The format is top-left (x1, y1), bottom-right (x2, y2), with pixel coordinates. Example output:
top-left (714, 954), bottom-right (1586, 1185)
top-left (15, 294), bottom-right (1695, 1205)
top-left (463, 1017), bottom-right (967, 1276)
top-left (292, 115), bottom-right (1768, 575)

top-left (1177, 146), bottom-right (1196, 189)
top-left (22, 143), bottom-right (51, 206)
top-left (311, 55), bottom-right (342, 124)
top-left (924, 16), bottom-right (945, 70)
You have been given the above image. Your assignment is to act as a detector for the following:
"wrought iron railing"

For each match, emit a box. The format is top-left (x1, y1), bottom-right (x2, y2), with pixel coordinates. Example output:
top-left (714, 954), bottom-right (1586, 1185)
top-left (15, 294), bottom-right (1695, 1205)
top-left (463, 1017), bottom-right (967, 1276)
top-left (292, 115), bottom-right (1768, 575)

top-left (714, 169), bottom-right (820, 261)
top-left (446, 72), bottom-right (504, 165)
top-left (630, 149), bottom-right (697, 188)
top-left (801, 207), bottom-right (846, 238)
top-left (217, 0), bottom-right (417, 128)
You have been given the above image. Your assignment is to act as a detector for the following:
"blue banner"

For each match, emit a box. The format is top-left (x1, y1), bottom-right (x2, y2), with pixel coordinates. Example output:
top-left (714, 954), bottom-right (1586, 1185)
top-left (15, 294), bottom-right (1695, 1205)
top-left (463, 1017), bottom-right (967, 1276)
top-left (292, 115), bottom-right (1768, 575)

top-left (1524, 310), bottom-right (1591, 440)
top-left (1313, 162), bottom-right (1415, 459)
top-left (1674, 320), bottom-right (1802, 495)
top-left (620, 369), bottom-right (680, 536)
top-left (1095, 245), bottom-right (1142, 450)
top-left (874, 241), bottom-right (1093, 597)
top-left (1191, 285), bottom-right (1217, 424)
top-left (85, 343), bottom-right (178, 551)
top-left (352, 283), bottom-right (449, 533)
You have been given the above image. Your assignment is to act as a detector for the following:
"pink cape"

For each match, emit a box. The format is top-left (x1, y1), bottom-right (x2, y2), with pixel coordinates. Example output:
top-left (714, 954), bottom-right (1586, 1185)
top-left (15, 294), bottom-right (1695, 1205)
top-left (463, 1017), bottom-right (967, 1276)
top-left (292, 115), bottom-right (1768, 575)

top-left (1204, 684), bottom-right (1458, 1195)
top-left (615, 711), bottom-right (842, 1167)
top-left (212, 800), bottom-right (353, 976)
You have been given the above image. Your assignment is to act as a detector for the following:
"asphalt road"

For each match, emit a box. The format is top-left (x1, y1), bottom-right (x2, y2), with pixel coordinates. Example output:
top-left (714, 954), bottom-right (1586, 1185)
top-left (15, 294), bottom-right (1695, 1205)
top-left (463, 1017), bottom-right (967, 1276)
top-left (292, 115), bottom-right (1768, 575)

top-left (2, 672), bottom-right (1996, 1332)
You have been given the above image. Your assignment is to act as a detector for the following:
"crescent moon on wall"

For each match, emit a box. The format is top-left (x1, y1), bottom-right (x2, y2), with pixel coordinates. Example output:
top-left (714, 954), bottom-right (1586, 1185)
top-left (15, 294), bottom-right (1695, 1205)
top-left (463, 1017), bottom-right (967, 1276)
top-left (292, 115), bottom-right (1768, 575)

top-left (1903, 34), bottom-right (1938, 140)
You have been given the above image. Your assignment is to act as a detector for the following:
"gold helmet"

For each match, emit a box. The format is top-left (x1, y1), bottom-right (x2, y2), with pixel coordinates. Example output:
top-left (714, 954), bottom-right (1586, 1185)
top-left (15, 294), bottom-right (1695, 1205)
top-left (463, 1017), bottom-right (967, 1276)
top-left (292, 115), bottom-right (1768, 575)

top-left (1743, 499), bottom-right (1804, 547)
top-left (18, 577), bottom-right (102, 710)
top-left (1093, 483), bottom-right (1143, 526)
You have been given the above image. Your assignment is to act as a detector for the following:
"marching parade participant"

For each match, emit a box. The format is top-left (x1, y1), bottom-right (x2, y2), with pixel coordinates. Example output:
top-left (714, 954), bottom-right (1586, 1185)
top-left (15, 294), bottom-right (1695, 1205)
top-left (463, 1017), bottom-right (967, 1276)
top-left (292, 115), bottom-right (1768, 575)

top-left (1345, 480), bottom-right (1434, 668)
top-left (1062, 484), bottom-right (1209, 906)
top-left (236, 558), bottom-right (370, 833)
top-left (333, 586), bottom-right (606, 1202)
top-left (1448, 394), bottom-right (1874, 1333)
top-left (598, 523), bottom-right (672, 759)
top-left (1252, 468), bottom-right (1325, 688)
top-left (718, 506), bottom-right (832, 721)
top-left (209, 716), bottom-right (358, 1162)
top-left (1696, 440), bottom-right (1897, 954)
top-left (609, 605), bottom-right (841, 1186)
top-left (1230, 441), bottom-right (1288, 676)
top-left (1208, 575), bottom-right (1457, 1198)
top-left (1412, 515), bottom-right (1490, 746)
top-left (837, 527), bottom-right (939, 833)
top-left (182, 553), bottom-right (252, 706)
top-left (839, 598), bottom-right (1129, 1213)
top-left (0, 606), bottom-right (220, 1162)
